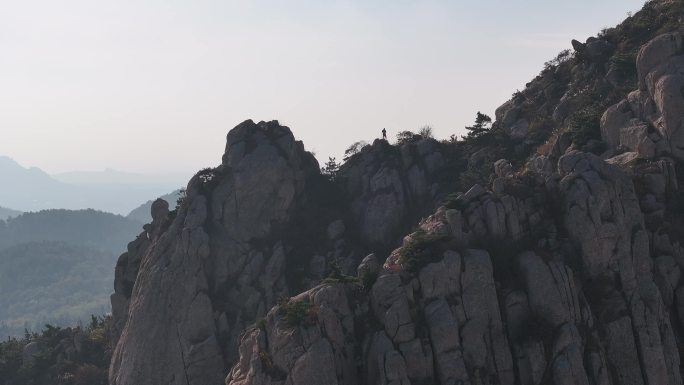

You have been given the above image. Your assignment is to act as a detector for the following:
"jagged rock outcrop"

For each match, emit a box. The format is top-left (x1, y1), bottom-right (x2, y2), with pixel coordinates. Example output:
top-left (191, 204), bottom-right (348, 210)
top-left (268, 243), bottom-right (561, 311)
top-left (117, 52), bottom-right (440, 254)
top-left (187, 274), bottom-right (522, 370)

top-left (228, 284), bottom-right (357, 385)
top-left (229, 147), bottom-right (684, 385)
top-left (109, 121), bottom-right (456, 385)
top-left (110, 198), bottom-right (168, 342)
top-left (110, 120), bottom-right (323, 385)
top-left (339, 138), bottom-right (446, 249)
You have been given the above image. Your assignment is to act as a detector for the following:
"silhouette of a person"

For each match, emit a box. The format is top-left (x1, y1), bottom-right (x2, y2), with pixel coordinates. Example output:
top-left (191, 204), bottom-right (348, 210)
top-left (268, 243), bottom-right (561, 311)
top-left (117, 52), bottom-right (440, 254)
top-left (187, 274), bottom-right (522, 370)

top-left (382, 128), bottom-right (387, 140)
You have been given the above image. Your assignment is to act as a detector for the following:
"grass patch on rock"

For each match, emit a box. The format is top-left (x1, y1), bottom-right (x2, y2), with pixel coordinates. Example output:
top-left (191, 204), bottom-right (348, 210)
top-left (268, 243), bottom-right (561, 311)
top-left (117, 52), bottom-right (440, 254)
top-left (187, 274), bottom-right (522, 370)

top-left (278, 299), bottom-right (318, 328)
top-left (398, 230), bottom-right (449, 273)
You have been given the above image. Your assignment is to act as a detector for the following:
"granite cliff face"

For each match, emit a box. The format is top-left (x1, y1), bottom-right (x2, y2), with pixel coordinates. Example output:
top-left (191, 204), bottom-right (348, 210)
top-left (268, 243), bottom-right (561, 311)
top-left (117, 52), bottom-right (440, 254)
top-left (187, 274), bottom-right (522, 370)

top-left (227, 147), bottom-right (684, 385)
top-left (109, 120), bottom-right (455, 385)
top-left (110, 3), bottom-right (684, 385)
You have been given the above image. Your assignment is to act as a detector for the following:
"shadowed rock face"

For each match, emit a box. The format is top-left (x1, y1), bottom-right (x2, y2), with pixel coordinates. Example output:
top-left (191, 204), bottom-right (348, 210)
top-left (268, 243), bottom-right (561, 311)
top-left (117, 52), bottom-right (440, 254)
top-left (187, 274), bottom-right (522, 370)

top-left (228, 150), bottom-right (683, 385)
top-left (110, 120), bottom-right (321, 385)
top-left (112, 32), bottom-right (684, 385)
top-left (339, 138), bottom-right (446, 250)
top-left (108, 121), bottom-right (453, 385)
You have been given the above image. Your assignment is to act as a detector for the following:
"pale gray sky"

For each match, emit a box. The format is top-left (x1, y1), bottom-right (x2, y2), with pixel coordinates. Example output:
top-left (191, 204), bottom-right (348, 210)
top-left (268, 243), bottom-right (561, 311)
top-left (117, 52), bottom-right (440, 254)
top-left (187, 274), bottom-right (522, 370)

top-left (0, 0), bottom-right (644, 176)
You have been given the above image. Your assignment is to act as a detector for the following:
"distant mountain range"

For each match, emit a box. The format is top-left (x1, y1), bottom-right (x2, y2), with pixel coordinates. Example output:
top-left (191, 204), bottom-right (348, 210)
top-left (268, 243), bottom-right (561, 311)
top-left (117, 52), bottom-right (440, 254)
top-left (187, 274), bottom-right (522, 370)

top-left (53, 168), bottom-right (184, 186)
top-left (0, 159), bottom-right (184, 337)
top-left (0, 206), bottom-right (21, 221)
top-left (0, 156), bottom-right (189, 214)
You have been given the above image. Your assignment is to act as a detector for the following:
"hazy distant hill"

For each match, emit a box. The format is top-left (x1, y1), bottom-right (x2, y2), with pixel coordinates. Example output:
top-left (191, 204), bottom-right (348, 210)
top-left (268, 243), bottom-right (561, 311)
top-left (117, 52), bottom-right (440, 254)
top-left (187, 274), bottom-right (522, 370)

top-left (0, 209), bottom-right (142, 254)
top-left (126, 189), bottom-right (182, 223)
top-left (0, 209), bottom-right (143, 337)
top-left (0, 156), bottom-right (75, 212)
top-left (0, 206), bottom-right (21, 221)
top-left (53, 169), bottom-right (187, 214)
top-left (53, 168), bottom-right (186, 187)
top-left (0, 241), bottom-right (114, 337)
top-left (0, 156), bottom-right (189, 214)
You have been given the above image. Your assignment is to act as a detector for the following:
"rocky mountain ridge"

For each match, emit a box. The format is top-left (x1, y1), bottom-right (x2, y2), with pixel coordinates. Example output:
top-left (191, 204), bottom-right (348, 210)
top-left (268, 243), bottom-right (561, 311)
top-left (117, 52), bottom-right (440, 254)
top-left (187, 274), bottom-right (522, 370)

top-left (109, 1), bottom-right (684, 384)
top-left (228, 148), bottom-right (683, 385)
top-left (108, 119), bottom-right (458, 385)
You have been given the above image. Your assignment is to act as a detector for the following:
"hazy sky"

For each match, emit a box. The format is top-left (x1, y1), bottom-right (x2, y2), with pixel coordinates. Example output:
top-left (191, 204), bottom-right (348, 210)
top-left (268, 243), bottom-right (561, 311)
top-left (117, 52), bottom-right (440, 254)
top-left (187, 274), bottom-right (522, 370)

top-left (0, 0), bottom-right (644, 176)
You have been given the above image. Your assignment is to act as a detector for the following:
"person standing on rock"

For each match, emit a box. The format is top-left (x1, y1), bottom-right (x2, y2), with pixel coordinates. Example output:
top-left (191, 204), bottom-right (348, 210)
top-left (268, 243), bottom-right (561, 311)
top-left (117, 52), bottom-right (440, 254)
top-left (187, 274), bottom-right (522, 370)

top-left (382, 128), bottom-right (387, 140)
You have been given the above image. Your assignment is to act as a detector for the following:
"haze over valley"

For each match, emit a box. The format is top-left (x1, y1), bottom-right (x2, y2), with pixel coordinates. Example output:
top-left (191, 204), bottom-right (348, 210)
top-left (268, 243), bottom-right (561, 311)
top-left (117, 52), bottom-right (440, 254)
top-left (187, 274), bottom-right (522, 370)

top-left (0, 155), bottom-right (186, 215)
top-left (0, 157), bottom-right (183, 337)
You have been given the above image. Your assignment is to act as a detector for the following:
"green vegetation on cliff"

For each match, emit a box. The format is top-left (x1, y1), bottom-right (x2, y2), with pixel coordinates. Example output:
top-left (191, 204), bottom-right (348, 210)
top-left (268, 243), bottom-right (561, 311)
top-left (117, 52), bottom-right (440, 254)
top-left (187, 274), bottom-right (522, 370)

top-left (0, 317), bottom-right (111, 385)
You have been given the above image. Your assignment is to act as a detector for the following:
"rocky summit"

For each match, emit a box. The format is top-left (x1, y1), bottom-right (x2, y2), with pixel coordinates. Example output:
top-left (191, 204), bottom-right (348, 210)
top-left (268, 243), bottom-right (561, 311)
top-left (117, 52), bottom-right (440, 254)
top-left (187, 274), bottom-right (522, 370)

top-left (109, 2), bottom-right (684, 385)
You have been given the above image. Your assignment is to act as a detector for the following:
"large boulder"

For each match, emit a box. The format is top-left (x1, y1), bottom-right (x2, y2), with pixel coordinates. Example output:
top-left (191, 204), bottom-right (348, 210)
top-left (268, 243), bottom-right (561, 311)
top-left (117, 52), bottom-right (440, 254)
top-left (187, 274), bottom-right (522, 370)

top-left (637, 32), bottom-right (683, 89)
top-left (339, 138), bottom-right (445, 249)
top-left (602, 32), bottom-right (684, 160)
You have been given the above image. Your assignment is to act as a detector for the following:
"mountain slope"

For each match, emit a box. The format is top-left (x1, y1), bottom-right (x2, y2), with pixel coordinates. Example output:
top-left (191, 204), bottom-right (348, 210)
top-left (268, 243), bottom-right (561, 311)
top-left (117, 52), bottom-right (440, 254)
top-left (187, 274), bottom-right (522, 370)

top-left (0, 156), bottom-right (74, 212)
top-left (110, 1), bottom-right (684, 385)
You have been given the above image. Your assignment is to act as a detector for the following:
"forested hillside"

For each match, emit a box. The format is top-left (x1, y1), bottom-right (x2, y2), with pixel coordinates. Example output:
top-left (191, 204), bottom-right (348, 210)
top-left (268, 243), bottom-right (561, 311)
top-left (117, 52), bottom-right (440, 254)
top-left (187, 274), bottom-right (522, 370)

top-left (0, 242), bottom-right (114, 338)
top-left (0, 210), bottom-right (142, 337)
top-left (0, 209), bottom-right (141, 254)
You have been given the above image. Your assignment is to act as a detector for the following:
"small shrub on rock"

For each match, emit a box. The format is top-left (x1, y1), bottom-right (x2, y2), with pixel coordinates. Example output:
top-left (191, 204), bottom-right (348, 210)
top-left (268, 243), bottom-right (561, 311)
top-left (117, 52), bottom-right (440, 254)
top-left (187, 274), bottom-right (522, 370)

top-left (321, 258), bottom-right (360, 285)
top-left (359, 268), bottom-right (378, 291)
top-left (398, 230), bottom-right (449, 272)
top-left (568, 103), bottom-right (604, 149)
top-left (255, 318), bottom-right (266, 330)
top-left (321, 157), bottom-right (340, 181)
top-left (175, 189), bottom-right (187, 210)
top-left (278, 299), bottom-right (318, 328)
top-left (418, 125), bottom-right (434, 139)
top-left (609, 52), bottom-right (637, 83)
top-left (396, 130), bottom-right (422, 145)
top-left (196, 167), bottom-right (220, 192)
top-left (442, 193), bottom-right (467, 210)
top-left (343, 141), bottom-right (368, 161)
